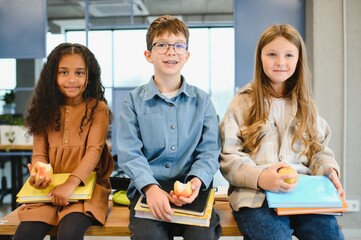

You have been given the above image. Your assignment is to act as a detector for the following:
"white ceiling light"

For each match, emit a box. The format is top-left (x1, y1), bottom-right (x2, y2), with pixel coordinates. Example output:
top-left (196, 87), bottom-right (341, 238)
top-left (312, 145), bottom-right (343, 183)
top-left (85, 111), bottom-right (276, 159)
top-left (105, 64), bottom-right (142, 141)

top-left (79, 0), bottom-right (149, 17)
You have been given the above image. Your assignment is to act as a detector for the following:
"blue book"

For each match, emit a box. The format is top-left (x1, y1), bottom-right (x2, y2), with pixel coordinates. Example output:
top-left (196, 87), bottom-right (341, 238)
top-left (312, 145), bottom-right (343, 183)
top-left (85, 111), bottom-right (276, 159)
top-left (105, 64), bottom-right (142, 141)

top-left (266, 175), bottom-right (342, 208)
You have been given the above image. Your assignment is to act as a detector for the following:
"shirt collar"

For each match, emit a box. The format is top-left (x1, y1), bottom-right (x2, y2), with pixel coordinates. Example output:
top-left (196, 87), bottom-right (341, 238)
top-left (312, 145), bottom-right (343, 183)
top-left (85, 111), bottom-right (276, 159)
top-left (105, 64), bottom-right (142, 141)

top-left (143, 75), bottom-right (196, 101)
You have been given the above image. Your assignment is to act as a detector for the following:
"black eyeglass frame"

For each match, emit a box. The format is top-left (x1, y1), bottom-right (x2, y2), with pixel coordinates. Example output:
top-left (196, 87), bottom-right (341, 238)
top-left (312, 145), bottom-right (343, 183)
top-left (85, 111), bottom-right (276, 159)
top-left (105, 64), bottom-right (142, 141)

top-left (149, 42), bottom-right (189, 55)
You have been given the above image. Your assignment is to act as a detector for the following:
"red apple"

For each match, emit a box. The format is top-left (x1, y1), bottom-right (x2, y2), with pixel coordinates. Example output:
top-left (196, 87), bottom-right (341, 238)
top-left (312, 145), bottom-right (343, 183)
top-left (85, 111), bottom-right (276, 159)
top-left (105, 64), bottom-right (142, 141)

top-left (31, 161), bottom-right (53, 181)
top-left (174, 180), bottom-right (193, 197)
top-left (278, 166), bottom-right (298, 184)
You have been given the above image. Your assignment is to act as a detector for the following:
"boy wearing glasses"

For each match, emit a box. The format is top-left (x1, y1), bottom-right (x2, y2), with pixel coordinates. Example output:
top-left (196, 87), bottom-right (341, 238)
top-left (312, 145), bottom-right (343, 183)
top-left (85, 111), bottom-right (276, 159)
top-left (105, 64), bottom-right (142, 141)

top-left (117, 15), bottom-right (221, 239)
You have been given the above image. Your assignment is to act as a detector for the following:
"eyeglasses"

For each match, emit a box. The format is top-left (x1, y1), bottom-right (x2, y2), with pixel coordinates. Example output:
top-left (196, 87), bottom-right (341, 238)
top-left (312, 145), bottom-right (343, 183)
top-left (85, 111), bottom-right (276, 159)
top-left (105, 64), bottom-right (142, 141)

top-left (149, 42), bottom-right (188, 55)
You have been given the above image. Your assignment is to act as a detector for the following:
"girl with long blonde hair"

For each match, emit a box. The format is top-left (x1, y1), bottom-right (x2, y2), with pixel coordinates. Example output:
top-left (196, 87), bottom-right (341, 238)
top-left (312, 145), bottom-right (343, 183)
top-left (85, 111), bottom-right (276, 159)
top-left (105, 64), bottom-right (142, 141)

top-left (220, 24), bottom-right (344, 240)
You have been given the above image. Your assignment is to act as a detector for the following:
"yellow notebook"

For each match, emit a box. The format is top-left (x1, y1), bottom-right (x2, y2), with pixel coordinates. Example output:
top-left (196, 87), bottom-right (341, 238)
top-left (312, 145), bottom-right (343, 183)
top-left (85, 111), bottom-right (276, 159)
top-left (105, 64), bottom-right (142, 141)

top-left (134, 188), bottom-right (215, 227)
top-left (16, 172), bottom-right (96, 203)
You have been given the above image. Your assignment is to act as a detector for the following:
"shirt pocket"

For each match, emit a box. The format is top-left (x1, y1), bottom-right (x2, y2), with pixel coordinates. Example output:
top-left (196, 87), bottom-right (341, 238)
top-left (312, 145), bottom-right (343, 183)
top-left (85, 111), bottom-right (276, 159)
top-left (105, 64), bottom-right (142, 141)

top-left (138, 113), bottom-right (165, 150)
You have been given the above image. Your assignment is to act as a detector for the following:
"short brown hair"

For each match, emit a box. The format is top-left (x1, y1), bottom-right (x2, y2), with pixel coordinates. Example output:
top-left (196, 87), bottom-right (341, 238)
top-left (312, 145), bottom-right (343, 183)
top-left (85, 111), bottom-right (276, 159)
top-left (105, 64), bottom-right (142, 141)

top-left (146, 15), bottom-right (190, 50)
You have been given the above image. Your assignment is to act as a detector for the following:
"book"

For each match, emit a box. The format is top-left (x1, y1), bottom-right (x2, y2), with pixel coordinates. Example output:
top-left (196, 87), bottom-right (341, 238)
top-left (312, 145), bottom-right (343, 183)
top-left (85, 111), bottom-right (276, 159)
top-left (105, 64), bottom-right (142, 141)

top-left (266, 175), bottom-right (342, 208)
top-left (16, 171), bottom-right (96, 203)
top-left (135, 188), bottom-right (215, 227)
top-left (140, 180), bottom-right (212, 216)
top-left (275, 196), bottom-right (348, 216)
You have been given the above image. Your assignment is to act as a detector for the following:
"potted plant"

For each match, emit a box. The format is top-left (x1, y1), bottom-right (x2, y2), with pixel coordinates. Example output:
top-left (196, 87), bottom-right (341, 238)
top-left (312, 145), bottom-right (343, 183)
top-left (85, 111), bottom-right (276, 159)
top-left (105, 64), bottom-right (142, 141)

top-left (2, 90), bottom-right (16, 114)
top-left (0, 112), bottom-right (30, 146)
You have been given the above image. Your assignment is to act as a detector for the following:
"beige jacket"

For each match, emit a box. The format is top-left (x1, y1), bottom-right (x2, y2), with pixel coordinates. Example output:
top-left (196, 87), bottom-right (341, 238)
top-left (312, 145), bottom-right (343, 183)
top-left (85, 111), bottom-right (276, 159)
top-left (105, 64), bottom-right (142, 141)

top-left (220, 85), bottom-right (340, 211)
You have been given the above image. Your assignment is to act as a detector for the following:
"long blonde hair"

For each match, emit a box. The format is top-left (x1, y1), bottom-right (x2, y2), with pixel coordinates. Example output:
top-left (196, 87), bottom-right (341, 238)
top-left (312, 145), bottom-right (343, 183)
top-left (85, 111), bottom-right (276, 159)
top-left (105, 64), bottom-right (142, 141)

top-left (243, 24), bottom-right (322, 160)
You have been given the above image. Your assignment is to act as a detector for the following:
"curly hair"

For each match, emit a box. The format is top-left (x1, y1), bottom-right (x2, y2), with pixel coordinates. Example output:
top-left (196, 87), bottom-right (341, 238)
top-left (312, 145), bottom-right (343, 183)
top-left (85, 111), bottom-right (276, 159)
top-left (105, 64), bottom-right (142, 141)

top-left (243, 24), bottom-right (322, 160)
top-left (26, 43), bottom-right (111, 135)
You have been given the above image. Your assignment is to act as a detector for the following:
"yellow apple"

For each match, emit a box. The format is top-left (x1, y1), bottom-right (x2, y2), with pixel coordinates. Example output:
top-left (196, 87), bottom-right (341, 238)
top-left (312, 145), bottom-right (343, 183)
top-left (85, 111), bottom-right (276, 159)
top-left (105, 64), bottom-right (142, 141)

top-left (278, 166), bottom-right (298, 184)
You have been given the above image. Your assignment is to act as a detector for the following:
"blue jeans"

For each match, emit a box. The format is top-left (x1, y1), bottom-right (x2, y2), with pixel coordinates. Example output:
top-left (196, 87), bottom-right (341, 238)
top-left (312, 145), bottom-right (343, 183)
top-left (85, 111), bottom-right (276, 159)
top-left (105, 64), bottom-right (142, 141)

top-left (129, 194), bottom-right (222, 240)
top-left (233, 201), bottom-right (344, 240)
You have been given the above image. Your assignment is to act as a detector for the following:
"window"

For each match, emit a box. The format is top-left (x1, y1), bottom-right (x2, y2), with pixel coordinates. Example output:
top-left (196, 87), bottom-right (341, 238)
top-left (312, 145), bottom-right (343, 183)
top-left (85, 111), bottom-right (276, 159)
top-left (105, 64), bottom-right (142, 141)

top-left (0, 59), bottom-right (16, 111)
top-left (183, 29), bottom-right (210, 92)
top-left (0, 59), bottom-right (16, 90)
top-left (209, 28), bottom-right (234, 118)
top-left (47, 27), bottom-right (235, 119)
top-left (113, 29), bottom-right (152, 87)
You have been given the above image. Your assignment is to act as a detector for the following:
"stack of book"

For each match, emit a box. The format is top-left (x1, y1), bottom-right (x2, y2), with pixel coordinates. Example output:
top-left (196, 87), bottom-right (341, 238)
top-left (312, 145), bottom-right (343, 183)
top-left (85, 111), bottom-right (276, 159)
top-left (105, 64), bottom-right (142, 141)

top-left (134, 180), bottom-right (214, 227)
top-left (266, 175), bottom-right (348, 215)
top-left (17, 171), bottom-right (96, 203)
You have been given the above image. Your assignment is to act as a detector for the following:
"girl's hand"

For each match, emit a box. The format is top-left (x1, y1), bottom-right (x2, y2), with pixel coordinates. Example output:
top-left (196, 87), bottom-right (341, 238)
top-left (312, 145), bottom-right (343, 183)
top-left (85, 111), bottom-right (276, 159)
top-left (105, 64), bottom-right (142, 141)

top-left (49, 175), bottom-right (80, 206)
top-left (27, 163), bottom-right (52, 189)
top-left (258, 162), bottom-right (298, 192)
top-left (144, 184), bottom-right (174, 221)
top-left (326, 167), bottom-right (345, 198)
top-left (170, 177), bottom-right (202, 205)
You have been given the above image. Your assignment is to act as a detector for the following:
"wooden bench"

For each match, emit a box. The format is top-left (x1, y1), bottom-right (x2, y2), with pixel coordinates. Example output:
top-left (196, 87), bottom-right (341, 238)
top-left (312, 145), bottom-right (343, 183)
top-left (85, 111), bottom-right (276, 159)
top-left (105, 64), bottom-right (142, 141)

top-left (0, 200), bottom-right (241, 238)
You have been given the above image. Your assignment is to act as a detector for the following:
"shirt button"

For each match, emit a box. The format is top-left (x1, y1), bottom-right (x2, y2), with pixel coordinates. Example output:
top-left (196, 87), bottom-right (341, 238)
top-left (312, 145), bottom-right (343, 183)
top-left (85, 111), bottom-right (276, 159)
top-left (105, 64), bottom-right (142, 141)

top-left (65, 118), bottom-right (69, 122)
top-left (280, 154), bottom-right (284, 161)
top-left (170, 125), bottom-right (176, 129)
top-left (65, 140), bottom-right (68, 144)
top-left (165, 163), bottom-right (171, 168)
top-left (171, 146), bottom-right (176, 151)
top-left (167, 103), bottom-right (173, 107)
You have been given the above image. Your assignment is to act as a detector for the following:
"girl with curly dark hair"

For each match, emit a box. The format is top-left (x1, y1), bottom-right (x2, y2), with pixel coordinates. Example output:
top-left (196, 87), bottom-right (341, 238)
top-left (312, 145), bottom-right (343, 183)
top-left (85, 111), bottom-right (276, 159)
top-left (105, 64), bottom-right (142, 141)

top-left (14, 43), bottom-right (114, 240)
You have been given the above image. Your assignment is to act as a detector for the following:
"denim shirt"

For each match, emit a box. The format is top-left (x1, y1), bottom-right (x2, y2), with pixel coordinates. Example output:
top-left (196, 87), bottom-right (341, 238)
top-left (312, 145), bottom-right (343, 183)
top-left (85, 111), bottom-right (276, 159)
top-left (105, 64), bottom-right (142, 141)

top-left (116, 76), bottom-right (221, 200)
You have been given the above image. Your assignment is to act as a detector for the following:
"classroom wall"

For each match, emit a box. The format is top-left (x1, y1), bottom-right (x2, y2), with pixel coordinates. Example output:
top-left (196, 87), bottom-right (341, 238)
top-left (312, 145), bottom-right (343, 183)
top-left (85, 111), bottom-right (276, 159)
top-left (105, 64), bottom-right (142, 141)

top-left (9, 0), bottom-right (361, 235)
top-left (234, 0), bottom-right (305, 88)
top-left (307, 0), bottom-right (361, 234)
top-left (0, 0), bottom-right (47, 59)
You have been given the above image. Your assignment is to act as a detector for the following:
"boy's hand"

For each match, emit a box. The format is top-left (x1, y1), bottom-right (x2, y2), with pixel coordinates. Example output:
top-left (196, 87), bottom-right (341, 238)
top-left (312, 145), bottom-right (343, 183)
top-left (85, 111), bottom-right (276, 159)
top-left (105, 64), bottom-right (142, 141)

top-left (258, 162), bottom-right (297, 192)
top-left (144, 184), bottom-right (174, 221)
top-left (170, 177), bottom-right (202, 205)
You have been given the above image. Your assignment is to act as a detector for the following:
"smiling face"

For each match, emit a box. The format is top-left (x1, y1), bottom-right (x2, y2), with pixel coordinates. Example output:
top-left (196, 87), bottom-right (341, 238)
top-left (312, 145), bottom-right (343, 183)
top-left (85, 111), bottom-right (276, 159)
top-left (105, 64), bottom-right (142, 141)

top-left (56, 54), bottom-right (88, 105)
top-left (261, 36), bottom-right (299, 95)
top-left (144, 32), bottom-right (190, 83)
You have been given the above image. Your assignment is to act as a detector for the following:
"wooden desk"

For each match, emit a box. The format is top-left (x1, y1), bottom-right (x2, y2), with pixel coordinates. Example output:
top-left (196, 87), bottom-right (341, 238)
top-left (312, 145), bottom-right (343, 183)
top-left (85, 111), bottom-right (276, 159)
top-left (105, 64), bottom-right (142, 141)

top-left (0, 145), bottom-right (32, 210)
top-left (0, 200), bottom-right (241, 237)
top-left (0, 146), bottom-right (32, 151)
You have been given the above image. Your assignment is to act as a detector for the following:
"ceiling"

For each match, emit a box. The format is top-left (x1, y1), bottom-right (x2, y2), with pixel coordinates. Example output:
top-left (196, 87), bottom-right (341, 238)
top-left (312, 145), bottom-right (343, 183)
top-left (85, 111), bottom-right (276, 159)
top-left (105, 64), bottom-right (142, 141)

top-left (47, 0), bottom-right (234, 33)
